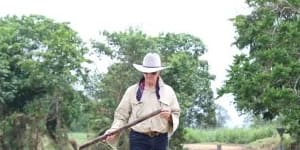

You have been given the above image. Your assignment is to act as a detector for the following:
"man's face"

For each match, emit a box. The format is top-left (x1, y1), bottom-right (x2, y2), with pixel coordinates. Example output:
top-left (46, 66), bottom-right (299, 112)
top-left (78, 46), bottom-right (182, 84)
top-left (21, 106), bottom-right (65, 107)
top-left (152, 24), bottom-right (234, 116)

top-left (143, 71), bottom-right (160, 86)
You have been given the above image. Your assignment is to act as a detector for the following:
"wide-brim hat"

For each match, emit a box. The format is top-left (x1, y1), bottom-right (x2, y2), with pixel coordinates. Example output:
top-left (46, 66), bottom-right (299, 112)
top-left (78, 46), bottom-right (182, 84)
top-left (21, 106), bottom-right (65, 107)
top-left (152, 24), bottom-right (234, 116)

top-left (133, 52), bottom-right (169, 73)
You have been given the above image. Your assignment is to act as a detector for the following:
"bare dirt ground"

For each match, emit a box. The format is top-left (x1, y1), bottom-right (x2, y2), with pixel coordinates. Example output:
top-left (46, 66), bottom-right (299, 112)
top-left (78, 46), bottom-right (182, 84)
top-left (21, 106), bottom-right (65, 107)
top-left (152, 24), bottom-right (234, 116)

top-left (183, 144), bottom-right (251, 150)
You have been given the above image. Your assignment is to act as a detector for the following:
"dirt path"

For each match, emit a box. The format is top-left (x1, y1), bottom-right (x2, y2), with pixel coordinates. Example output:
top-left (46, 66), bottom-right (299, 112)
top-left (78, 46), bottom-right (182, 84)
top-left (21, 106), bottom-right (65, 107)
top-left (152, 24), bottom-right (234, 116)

top-left (183, 144), bottom-right (250, 150)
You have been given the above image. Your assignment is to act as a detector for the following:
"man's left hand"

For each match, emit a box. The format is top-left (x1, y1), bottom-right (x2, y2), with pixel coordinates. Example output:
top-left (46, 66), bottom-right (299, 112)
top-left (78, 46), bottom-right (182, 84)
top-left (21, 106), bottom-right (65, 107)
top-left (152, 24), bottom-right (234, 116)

top-left (160, 108), bottom-right (172, 121)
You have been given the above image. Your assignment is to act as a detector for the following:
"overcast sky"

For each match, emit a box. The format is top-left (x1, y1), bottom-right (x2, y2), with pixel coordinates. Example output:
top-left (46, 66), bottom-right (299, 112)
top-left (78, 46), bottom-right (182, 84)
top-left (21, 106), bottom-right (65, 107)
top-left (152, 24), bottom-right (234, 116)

top-left (0, 0), bottom-right (250, 127)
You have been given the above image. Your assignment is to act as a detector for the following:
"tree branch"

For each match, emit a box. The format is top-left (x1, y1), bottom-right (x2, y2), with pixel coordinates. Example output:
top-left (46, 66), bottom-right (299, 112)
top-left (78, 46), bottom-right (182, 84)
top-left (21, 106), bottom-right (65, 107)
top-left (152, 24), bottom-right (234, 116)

top-left (294, 75), bottom-right (300, 95)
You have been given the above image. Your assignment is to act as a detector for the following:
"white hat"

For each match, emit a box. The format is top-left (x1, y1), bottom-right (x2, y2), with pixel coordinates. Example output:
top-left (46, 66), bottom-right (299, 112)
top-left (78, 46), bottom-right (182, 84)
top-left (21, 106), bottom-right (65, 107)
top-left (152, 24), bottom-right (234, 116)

top-left (133, 52), bottom-right (168, 73)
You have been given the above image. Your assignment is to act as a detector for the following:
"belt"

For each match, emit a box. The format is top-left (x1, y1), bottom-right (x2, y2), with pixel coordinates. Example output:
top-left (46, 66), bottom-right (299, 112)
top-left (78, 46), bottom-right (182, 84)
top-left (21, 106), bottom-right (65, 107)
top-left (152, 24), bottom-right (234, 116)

top-left (144, 131), bottom-right (162, 137)
top-left (131, 129), bottom-right (165, 138)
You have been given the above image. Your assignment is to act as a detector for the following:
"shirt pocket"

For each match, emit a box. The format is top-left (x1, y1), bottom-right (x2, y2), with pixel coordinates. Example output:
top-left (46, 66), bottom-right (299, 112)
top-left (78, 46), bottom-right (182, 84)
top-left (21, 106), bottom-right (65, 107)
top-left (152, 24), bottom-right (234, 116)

top-left (131, 100), bottom-right (144, 119)
top-left (159, 99), bottom-right (170, 109)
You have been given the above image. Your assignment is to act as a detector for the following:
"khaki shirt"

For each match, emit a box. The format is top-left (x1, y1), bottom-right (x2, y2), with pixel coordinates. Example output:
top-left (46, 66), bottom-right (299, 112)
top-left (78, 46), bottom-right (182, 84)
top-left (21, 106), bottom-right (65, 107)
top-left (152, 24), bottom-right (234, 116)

top-left (108, 78), bottom-right (180, 138)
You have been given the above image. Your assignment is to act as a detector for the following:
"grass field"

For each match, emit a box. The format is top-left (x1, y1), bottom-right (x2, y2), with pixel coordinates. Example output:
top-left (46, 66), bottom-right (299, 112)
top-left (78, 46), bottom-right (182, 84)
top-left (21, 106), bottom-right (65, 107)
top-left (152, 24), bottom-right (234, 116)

top-left (183, 126), bottom-right (292, 149)
top-left (184, 125), bottom-right (277, 144)
top-left (67, 125), bottom-right (292, 149)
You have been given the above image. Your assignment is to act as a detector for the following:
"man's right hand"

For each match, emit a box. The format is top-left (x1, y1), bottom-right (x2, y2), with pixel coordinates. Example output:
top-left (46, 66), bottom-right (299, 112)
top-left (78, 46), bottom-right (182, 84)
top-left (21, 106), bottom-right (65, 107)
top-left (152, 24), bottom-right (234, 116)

top-left (103, 130), bottom-right (119, 144)
top-left (105, 133), bottom-right (117, 142)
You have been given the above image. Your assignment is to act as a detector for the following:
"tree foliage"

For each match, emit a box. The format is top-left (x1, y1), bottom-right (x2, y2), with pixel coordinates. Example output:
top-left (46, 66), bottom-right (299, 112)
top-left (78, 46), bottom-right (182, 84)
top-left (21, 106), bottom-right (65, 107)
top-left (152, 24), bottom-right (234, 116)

top-left (219, 0), bottom-right (300, 142)
top-left (0, 15), bottom-right (89, 149)
top-left (0, 14), bottom-right (217, 149)
top-left (90, 28), bottom-right (216, 149)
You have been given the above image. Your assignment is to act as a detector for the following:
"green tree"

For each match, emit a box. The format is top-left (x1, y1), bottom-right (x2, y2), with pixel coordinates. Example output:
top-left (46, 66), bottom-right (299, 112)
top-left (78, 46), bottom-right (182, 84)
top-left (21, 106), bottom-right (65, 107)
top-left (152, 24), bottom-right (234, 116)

top-left (0, 15), bottom-right (89, 149)
top-left (156, 33), bottom-right (216, 129)
top-left (90, 28), bottom-right (216, 149)
top-left (218, 0), bottom-right (300, 143)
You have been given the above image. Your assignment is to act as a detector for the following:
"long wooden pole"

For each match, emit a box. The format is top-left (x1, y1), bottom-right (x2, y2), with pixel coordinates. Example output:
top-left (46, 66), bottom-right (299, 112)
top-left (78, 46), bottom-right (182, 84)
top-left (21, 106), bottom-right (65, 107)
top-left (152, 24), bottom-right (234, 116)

top-left (78, 109), bottom-right (164, 150)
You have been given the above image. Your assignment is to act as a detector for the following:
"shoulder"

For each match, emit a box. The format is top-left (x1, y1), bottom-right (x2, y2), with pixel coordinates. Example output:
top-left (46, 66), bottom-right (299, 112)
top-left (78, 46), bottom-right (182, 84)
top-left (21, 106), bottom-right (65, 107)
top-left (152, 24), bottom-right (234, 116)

top-left (125, 84), bottom-right (139, 94)
top-left (159, 78), bottom-right (174, 90)
top-left (160, 81), bottom-right (176, 95)
top-left (164, 84), bottom-right (176, 94)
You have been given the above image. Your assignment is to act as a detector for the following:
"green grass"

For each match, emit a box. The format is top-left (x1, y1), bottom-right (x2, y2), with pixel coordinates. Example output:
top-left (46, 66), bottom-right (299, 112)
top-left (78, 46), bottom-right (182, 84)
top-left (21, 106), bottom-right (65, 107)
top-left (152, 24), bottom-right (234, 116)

top-left (184, 125), bottom-right (278, 144)
top-left (247, 134), bottom-right (292, 150)
top-left (183, 125), bottom-right (295, 150)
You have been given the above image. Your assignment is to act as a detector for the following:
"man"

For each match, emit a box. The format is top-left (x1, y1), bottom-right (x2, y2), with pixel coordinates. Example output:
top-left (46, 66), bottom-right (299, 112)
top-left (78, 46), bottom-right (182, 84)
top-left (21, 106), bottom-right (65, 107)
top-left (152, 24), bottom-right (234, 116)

top-left (105, 52), bottom-right (180, 150)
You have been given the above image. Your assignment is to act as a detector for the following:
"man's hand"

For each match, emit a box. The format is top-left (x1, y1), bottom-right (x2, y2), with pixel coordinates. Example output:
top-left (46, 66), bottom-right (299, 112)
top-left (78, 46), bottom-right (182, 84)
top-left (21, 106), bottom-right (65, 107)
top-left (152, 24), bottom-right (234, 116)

top-left (103, 131), bottom-right (118, 143)
top-left (105, 134), bottom-right (116, 141)
top-left (160, 108), bottom-right (172, 122)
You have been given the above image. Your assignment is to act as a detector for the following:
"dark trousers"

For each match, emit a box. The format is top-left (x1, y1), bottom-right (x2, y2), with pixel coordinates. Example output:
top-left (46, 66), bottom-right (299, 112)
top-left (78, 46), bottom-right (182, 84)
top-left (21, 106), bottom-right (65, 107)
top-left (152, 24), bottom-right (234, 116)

top-left (129, 130), bottom-right (168, 150)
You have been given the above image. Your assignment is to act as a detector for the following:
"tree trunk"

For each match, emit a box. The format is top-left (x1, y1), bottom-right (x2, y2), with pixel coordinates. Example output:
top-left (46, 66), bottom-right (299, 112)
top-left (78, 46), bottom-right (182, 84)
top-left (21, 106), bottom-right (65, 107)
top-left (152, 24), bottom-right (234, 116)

top-left (56, 90), bottom-right (64, 150)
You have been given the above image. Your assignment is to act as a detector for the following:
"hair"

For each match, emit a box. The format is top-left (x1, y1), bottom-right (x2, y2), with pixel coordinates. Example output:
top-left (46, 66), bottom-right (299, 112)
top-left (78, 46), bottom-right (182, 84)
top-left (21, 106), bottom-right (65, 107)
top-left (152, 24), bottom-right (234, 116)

top-left (136, 76), bottom-right (160, 101)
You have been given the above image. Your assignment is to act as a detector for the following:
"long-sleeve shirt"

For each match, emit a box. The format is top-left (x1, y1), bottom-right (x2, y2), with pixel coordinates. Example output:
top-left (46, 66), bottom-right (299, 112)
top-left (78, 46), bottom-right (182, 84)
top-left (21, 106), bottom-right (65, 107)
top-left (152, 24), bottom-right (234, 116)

top-left (108, 78), bottom-right (180, 137)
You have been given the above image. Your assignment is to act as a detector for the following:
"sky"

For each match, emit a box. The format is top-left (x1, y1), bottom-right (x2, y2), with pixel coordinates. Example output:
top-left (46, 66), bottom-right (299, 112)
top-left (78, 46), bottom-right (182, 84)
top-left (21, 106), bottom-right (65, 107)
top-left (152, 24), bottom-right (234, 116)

top-left (0, 0), bottom-right (250, 127)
